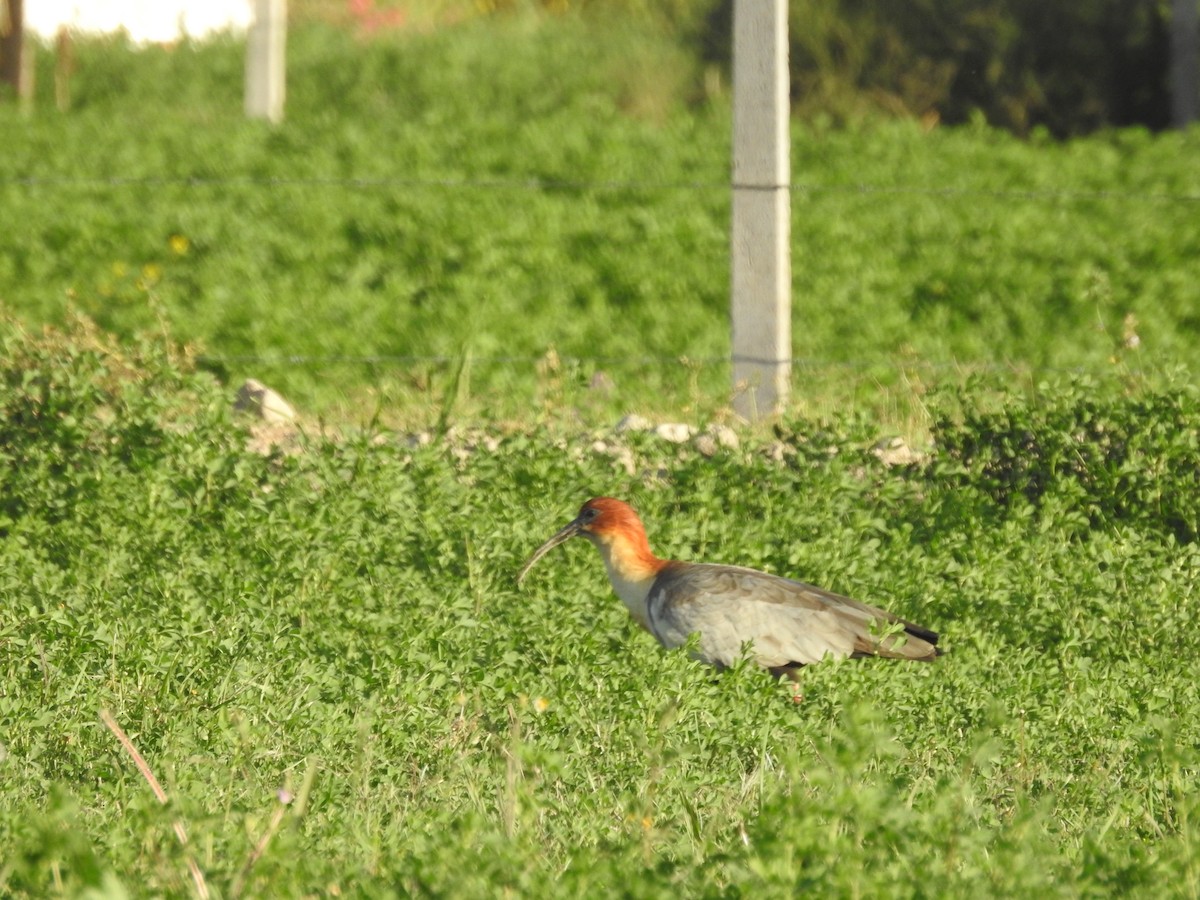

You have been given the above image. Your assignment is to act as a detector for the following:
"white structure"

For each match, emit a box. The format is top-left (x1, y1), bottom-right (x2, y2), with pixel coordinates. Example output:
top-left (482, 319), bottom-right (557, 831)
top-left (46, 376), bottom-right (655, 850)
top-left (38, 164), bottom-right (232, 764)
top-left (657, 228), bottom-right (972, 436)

top-left (25, 0), bottom-right (253, 43)
top-left (245, 0), bottom-right (286, 122)
top-left (730, 0), bottom-right (791, 420)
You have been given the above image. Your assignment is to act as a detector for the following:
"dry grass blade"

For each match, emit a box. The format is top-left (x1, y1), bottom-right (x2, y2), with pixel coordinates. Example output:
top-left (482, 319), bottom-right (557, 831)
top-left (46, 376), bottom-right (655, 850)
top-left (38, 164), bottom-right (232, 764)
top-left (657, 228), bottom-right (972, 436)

top-left (99, 709), bottom-right (210, 900)
top-left (230, 759), bottom-right (318, 899)
top-left (229, 798), bottom-right (289, 899)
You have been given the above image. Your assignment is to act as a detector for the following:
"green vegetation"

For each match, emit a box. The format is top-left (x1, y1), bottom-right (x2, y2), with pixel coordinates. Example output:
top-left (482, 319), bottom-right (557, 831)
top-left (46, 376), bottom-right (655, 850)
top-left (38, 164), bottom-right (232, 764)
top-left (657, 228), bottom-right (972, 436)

top-left (1, 19), bottom-right (1197, 430)
top-left (308, 0), bottom-right (1186, 135)
top-left (1, 318), bottom-right (1198, 896)
top-left (1, 14), bottom-right (1199, 896)
top-left (777, 0), bottom-right (1176, 134)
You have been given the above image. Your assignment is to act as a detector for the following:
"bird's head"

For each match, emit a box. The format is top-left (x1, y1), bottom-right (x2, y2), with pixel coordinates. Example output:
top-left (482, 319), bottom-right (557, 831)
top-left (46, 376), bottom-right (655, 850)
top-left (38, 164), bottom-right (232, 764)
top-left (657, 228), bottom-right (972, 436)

top-left (516, 497), bottom-right (654, 585)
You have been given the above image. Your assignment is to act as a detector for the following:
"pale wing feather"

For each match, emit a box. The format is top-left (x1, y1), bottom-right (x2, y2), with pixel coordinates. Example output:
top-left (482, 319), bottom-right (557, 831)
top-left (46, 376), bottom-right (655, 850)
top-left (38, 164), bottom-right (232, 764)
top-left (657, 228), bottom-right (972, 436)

top-left (647, 564), bottom-right (925, 668)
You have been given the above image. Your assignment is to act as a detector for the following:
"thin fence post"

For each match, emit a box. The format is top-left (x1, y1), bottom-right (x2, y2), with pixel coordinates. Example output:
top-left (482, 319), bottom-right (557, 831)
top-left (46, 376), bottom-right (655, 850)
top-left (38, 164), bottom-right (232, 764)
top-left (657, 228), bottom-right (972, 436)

top-left (1172, 0), bottom-right (1199, 127)
top-left (0, 0), bottom-right (25, 99)
top-left (245, 0), bottom-right (286, 123)
top-left (731, 0), bottom-right (790, 420)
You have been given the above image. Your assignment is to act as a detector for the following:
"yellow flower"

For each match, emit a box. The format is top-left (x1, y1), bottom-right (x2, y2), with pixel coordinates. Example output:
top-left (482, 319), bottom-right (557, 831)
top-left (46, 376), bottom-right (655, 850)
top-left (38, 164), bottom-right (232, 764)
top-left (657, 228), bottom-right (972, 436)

top-left (141, 263), bottom-right (162, 286)
top-left (533, 696), bottom-right (549, 713)
top-left (169, 234), bottom-right (190, 255)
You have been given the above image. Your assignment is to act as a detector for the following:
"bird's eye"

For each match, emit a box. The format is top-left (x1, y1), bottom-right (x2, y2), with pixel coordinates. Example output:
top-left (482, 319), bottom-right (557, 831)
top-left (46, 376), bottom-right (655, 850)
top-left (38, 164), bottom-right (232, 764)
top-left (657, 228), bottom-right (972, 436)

top-left (582, 507), bottom-right (600, 522)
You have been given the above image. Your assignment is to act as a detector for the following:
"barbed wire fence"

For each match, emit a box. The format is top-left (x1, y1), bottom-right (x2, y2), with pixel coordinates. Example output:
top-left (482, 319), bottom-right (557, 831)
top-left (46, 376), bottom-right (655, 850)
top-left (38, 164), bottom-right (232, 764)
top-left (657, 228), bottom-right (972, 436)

top-left (8, 173), bottom-right (1200, 203)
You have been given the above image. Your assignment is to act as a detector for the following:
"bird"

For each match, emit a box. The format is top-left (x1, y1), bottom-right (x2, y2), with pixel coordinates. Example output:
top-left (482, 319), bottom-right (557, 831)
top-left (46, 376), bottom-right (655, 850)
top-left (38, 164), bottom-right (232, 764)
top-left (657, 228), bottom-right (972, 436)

top-left (517, 497), bottom-right (941, 678)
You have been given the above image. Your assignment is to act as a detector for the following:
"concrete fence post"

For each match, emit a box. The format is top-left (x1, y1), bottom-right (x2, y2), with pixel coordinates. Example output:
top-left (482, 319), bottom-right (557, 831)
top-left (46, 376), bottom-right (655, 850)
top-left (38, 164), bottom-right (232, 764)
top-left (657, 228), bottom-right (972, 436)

top-left (731, 0), bottom-right (791, 420)
top-left (246, 0), bottom-right (286, 123)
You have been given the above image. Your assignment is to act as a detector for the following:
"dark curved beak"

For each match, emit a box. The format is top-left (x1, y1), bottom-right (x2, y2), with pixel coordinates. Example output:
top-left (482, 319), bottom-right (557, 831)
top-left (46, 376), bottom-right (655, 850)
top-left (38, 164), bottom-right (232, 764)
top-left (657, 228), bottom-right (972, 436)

top-left (516, 514), bottom-right (585, 585)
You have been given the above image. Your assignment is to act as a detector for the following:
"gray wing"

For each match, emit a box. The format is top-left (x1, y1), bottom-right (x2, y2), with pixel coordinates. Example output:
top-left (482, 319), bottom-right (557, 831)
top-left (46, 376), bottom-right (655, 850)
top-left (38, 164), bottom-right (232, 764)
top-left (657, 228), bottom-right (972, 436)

top-left (645, 563), bottom-right (939, 669)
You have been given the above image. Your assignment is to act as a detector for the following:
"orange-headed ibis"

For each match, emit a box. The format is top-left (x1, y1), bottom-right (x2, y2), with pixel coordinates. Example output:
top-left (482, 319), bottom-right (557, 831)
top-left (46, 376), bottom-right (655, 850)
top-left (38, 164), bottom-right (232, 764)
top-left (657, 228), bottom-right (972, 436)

top-left (517, 497), bottom-right (941, 677)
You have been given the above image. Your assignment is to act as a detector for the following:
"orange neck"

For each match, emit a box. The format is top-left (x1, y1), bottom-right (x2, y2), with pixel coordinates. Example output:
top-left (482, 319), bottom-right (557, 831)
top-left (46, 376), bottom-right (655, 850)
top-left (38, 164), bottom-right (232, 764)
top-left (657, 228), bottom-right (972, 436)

top-left (585, 518), bottom-right (667, 631)
top-left (592, 521), bottom-right (665, 576)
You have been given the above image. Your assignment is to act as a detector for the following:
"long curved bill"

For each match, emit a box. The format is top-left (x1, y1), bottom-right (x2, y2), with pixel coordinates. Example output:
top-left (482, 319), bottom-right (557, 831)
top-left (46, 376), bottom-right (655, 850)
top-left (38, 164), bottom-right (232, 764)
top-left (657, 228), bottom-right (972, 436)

top-left (516, 516), bottom-right (583, 585)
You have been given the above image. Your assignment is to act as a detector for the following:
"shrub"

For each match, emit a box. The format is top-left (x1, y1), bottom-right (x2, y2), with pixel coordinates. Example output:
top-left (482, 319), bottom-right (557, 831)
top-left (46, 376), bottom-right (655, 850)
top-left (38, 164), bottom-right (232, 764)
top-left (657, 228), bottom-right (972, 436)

top-left (0, 315), bottom-right (251, 537)
top-left (695, 0), bottom-right (1172, 135)
top-left (929, 376), bottom-right (1200, 543)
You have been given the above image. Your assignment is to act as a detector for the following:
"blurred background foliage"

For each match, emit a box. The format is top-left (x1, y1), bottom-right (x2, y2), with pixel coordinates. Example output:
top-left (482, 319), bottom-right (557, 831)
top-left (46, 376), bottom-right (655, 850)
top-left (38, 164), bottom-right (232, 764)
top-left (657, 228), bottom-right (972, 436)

top-left (6, 0), bottom-right (1196, 427)
top-left (289, 0), bottom-right (1181, 137)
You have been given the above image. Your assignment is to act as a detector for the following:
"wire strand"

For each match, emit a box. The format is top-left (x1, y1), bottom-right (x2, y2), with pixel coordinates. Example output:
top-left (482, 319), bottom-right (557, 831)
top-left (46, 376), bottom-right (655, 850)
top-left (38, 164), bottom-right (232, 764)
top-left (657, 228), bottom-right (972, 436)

top-left (4, 174), bottom-right (1199, 203)
top-left (197, 352), bottom-right (1120, 377)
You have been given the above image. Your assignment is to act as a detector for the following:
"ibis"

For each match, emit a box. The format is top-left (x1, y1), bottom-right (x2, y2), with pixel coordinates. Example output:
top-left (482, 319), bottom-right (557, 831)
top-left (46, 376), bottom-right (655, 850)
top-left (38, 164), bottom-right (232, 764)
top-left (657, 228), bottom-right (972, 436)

top-left (517, 497), bottom-right (941, 677)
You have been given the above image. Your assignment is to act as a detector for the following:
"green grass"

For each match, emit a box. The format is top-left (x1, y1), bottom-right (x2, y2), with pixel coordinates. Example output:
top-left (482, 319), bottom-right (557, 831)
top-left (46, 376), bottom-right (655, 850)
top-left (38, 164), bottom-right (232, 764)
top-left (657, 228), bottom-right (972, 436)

top-left (0, 20), bottom-right (1197, 432)
top-left (1, 318), bottom-right (1199, 896)
top-left (1, 17), bottom-right (1200, 895)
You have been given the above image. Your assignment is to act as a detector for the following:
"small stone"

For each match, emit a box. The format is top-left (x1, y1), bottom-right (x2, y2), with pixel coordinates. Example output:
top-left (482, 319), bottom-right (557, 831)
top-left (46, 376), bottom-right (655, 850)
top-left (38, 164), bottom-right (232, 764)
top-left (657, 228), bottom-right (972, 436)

top-left (615, 414), bottom-right (652, 433)
top-left (234, 378), bottom-right (296, 423)
top-left (872, 436), bottom-right (923, 467)
top-left (693, 434), bottom-right (718, 457)
top-left (707, 424), bottom-right (740, 450)
top-left (655, 423), bottom-right (694, 444)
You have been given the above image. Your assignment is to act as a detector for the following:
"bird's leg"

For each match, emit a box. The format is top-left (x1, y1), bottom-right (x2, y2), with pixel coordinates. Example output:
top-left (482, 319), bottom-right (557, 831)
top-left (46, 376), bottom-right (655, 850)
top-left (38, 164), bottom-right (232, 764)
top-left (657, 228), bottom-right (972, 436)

top-left (790, 679), bottom-right (804, 704)
top-left (775, 666), bottom-right (805, 704)
top-left (766, 664), bottom-right (806, 703)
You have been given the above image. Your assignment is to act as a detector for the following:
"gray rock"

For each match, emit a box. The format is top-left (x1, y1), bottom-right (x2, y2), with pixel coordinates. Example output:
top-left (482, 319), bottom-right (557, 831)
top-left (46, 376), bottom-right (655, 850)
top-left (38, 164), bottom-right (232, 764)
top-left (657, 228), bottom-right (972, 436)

top-left (234, 378), bottom-right (296, 423)
top-left (693, 434), bottom-right (719, 457)
top-left (615, 414), bottom-right (652, 433)
top-left (655, 422), bottom-right (695, 444)
top-left (707, 424), bottom-right (740, 450)
top-left (872, 436), bottom-right (923, 467)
